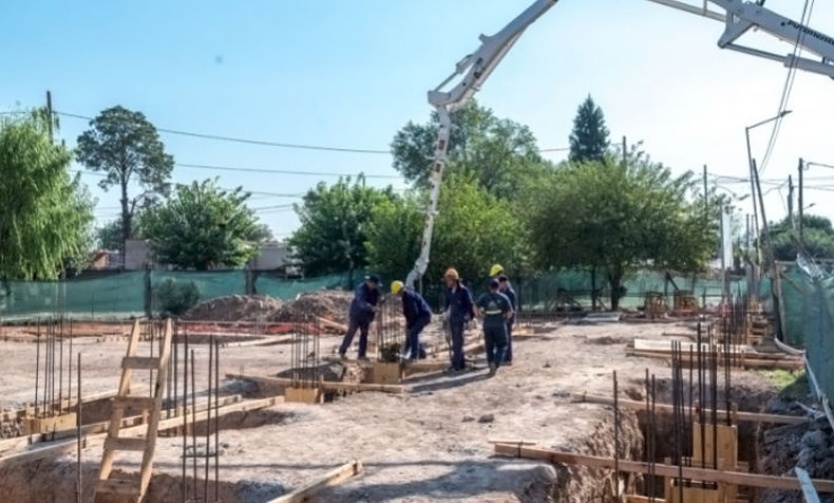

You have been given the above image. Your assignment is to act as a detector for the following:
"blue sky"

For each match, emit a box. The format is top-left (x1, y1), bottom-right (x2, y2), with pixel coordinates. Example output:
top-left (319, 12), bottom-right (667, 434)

top-left (2, 0), bottom-right (833, 241)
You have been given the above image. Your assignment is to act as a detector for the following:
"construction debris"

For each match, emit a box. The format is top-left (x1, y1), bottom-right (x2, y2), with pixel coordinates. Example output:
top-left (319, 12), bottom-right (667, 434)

top-left (182, 295), bottom-right (284, 322)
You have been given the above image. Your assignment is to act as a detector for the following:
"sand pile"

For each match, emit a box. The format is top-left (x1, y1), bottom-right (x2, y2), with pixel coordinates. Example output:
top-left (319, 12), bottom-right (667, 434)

top-left (182, 295), bottom-right (284, 322)
top-left (270, 291), bottom-right (353, 323)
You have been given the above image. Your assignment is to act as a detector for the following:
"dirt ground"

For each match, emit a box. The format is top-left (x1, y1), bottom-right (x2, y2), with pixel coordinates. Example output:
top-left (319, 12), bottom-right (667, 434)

top-left (0, 319), bottom-right (790, 502)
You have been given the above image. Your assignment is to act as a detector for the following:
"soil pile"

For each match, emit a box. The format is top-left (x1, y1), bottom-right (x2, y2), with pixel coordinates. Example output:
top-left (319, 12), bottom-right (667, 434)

top-left (270, 291), bottom-right (353, 323)
top-left (182, 295), bottom-right (283, 322)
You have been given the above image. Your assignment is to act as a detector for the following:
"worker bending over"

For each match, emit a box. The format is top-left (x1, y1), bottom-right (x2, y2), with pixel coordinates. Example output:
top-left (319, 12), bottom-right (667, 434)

top-left (443, 268), bottom-right (475, 373)
top-left (338, 275), bottom-right (380, 360)
top-left (475, 278), bottom-right (514, 377)
top-left (391, 280), bottom-right (431, 361)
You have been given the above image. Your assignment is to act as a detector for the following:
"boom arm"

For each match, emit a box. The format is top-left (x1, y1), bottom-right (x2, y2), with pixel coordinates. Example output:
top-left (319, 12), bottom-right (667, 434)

top-left (405, 0), bottom-right (834, 290)
top-left (405, 0), bottom-right (561, 289)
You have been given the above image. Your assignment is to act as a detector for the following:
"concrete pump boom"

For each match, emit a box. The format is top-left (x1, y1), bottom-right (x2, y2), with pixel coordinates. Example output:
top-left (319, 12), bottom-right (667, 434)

top-left (405, 0), bottom-right (834, 290)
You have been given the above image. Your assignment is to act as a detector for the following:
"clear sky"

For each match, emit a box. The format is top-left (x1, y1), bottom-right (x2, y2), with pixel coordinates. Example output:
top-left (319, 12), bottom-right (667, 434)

top-left (2, 0), bottom-right (833, 242)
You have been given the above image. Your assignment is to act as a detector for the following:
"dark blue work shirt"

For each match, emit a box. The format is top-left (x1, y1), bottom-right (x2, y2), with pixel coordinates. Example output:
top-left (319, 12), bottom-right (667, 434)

top-left (401, 288), bottom-right (432, 328)
top-left (501, 286), bottom-right (517, 324)
top-left (444, 283), bottom-right (475, 325)
top-left (349, 283), bottom-right (379, 323)
top-left (476, 291), bottom-right (513, 330)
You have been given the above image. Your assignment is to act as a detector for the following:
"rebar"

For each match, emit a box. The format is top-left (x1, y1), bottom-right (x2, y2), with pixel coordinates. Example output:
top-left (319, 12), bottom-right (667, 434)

top-left (182, 328), bottom-right (189, 503)
top-left (76, 352), bottom-right (82, 503)
top-left (613, 370), bottom-right (619, 502)
top-left (214, 336), bottom-right (220, 502)
top-left (35, 322), bottom-right (40, 416)
top-left (191, 349), bottom-right (198, 498)
top-left (204, 335), bottom-right (213, 501)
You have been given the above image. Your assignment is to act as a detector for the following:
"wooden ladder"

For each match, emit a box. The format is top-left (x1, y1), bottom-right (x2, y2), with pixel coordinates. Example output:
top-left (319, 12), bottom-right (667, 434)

top-left (94, 318), bottom-right (173, 503)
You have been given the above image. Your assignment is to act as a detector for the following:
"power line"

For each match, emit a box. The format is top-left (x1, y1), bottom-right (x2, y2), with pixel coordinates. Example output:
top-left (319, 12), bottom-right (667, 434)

top-left (55, 110), bottom-right (570, 156)
top-left (758, 0), bottom-right (815, 175)
top-left (176, 162), bottom-right (402, 180)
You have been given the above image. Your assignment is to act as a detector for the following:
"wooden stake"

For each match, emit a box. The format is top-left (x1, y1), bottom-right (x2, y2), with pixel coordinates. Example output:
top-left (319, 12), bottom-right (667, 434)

top-left (265, 460), bottom-right (363, 503)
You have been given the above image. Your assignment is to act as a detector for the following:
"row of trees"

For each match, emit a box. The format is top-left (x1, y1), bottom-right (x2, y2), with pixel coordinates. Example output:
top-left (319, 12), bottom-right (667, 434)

top-left (290, 97), bottom-right (726, 308)
top-left (0, 107), bottom-right (271, 279)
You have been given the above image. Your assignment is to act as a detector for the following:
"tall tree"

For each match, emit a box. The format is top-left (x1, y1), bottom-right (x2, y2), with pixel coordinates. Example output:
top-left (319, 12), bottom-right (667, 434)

top-left (76, 106), bottom-right (174, 254)
top-left (290, 176), bottom-right (397, 277)
top-left (769, 214), bottom-right (834, 261)
top-left (140, 178), bottom-right (267, 270)
top-left (526, 147), bottom-right (714, 309)
top-left (96, 216), bottom-right (145, 251)
top-left (391, 100), bottom-right (550, 200)
top-left (569, 95), bottom-right (610, 164)
top-left (0, 112), bottom-right (95, 280)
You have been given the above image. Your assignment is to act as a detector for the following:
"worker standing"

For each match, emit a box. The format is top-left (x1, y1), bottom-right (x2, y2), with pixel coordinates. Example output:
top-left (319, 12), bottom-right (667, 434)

top-left (391, 280), bottom-right (432, 361)
top-left (475, 278), bottom-right (513, 377)
top-left (497, 275), bottom-right (517, 365)
top-left (443, 268), bottom-right (475, 373)
top-left (338, 275), bottom-right (380, 361)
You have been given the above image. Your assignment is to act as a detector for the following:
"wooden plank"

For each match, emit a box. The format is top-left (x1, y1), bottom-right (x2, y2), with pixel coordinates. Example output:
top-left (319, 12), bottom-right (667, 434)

top-left (570, 393), bottom-right (809, 425)
top-left (492, 444), bottom-right (834, 492)
top-left (225, 373), bottom-right (405, 394)
top-left (317, 317), bottom-right (349, 333)
top-left (0, 397), bottom-right (280, 469)
top-left (265, 460), bottom-right (363, 503)
top-left (625, 349), bottom-right (803, 370)
top-left (797, 467), bottom-right (822, 503)
top-left (633, 339), bottom-right (747, 354)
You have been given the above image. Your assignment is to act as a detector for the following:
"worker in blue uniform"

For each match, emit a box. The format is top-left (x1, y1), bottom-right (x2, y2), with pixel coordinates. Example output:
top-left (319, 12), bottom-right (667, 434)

top-left (338, 275), bottom-right (380, 360)
top-left (443, 268), bottom-right (475, 373)
top-left (391, 280), bottom-right (432, 361)
top-left (497, 274), bottom-right (517, 365)
top-left (475, 278), bottom-right (513, 377)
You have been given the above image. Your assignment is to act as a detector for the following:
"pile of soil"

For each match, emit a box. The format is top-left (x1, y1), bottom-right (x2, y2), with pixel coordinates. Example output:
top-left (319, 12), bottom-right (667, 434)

top-left (269, 291), bottom-right (353, 324)
top-left (182, 295), bottom-right (284, 322)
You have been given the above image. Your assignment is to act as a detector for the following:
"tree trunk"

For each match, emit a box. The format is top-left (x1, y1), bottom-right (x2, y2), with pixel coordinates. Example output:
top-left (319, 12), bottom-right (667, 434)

top-left (608, 271), bottom-right (624, 311)
top-left (120, 180), bottom-right (131, 259)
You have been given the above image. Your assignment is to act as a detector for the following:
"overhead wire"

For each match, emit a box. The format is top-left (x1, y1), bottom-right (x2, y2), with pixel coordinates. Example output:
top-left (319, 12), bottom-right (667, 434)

top-left (758, 0), bottom-right (815, 175)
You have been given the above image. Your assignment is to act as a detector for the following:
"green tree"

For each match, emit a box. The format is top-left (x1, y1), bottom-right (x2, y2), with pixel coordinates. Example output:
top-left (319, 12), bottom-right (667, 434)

top-left (290, 176), bottom-right (397, 277)
top-left (391, 101), bottom-right (550, 199)
top-left (76, 106), bottom-right (174, 253)
top-left (569, 95), bottom-right (610, 164)
top-left (140, 179), bottom-right (266, 270)
top-left (0, 112), bottom-right (95, 280)
top-left (96, 216), bottom-right (147, 251)
top-left (526, 148), bottom-right (715, 309)
top-left (366, 175), bottom-right (522, 288)
top-left (769, 214), bottom-right (834, 261)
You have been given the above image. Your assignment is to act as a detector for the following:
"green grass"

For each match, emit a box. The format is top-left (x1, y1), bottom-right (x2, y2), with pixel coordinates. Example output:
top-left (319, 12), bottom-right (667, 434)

top-left (759, 369), bottom-right (809, 400)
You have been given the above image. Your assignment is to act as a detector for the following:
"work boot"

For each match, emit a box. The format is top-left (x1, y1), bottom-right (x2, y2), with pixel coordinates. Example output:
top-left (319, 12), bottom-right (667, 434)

top-left (488, 362), bottom-right (497, 378)
top-left (339, 352), bottom-right (348, 361)
top-left (357, 356), bottom-right (370, 362)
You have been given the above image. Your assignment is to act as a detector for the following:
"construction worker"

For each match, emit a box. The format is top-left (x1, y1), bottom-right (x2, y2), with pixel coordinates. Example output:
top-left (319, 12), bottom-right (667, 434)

top-left (391, 280), bottom-right (431, 361)
top-left (338, 275), bottom-right (380, 360)
top-left (497, 274), bottom-right (517, 365)
top-left (443, 268), bottom-right (475, 373)
top-left (475, 278), bottom-right (513, 377)
top-left (489, 264), bottom-right (504, 279)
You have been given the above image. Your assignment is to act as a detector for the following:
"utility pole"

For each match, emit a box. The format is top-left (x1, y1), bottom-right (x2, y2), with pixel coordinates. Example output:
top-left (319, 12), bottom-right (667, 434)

top-left (703, 165), bottom-right (709, 216)
top-left (798, 158), bottom-right (805, 243)
top-left (45, 90), bottom-right (54, 143)
top-left (621, 136), bottom-right (627, 166)
top-left (788, 174), bottom-right (794, 227)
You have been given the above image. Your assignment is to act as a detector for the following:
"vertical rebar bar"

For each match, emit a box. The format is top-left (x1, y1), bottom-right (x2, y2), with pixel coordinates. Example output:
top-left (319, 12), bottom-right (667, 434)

top-left (76, 352), bottom-right (82, 503)
top-left (191, 349), bottom-right (198, 498)
top-left (613, 370), bottom-right (619, 502)
top-left (204, 336), bottom-right (213, 500)
top-left (650, 374), bottom-right (657, 502)
top-left (35, 324), bottom-right (40, 416)
top-left (68, 318), bottom-right (73, 415)
top-left (214, 336), bottom-right (220, 502)
top-left (59, 317), bottom-right (64, 414)
top-left (182, 328), bottom-right (188, 503)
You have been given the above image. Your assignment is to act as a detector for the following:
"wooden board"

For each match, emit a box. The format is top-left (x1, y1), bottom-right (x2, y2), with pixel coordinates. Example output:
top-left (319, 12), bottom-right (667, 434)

top-left (285, 387), bottom-right (324, 404)
top-left (25, 413), bottom-right (77, 435)
top-left (365, 362), bottom-right (403, 385)
top-left (569, 393), bottom-right (809, 425)
top-left (633, 339), bottom-right (747, 355)
top-left (492, 443), bottom-right (834, 492)
top-left (692, 422), bottom-right (738, 466)
top-left (266, 460), bottom-right (362, 503)
top-left (225, 373), bottom-right (405, 394)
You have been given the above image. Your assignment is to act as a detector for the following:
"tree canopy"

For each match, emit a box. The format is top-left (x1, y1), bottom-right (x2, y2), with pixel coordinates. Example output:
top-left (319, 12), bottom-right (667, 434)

top-left (526, 148), bottom-right (715, 309)
top-left (390, 101), bottom-right (551, 200)
top-left (289, 176), bottom-right (397, 277)
top-left (0, 112), bottom-right (95, 280)
top-left (569, 95), bottom-right (610, 164)
top-left (366, 175), bottom-right (521, 288)
top-left (140, 178), bottom-right (266, 270)
top-left (769, 214), bottom-right (834, 262)
top-left (76, 106), bottom-right (174, 253)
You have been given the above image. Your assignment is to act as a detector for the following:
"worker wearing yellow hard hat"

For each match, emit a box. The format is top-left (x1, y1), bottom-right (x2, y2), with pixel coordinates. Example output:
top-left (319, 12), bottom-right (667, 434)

top-left (443, 267), bottom-right (475, 372)
top-left (489, 264), bottom-right (516, 365)
top-left (390, 280), bottom-right (431, 361)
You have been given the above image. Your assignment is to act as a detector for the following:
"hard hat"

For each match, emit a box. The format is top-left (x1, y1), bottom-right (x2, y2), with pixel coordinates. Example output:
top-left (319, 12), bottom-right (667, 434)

top-left (490, 264), bottom-right (504, 277)
top-left (391, 280), bottom-right (404, 295)
top-left (444, 268), bottom-right (460, 280)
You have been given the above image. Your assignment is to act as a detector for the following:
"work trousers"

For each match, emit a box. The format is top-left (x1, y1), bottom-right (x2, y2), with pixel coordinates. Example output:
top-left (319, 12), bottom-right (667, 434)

top-left (404, 317), bottom-right (430, 360)
top-left (504, 321), bottom-right (514, 363)
top-left (449, 321), bottom-right (466, 370)
top-left (484, 324), bottom-right (508, 368)
top-left (339, 316), bottom-right (371, 358)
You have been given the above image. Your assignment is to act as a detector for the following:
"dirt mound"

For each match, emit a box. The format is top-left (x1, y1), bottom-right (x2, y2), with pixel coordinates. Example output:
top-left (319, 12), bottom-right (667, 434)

top-left (269, 291), bottom-right (353, 324)
top-left (182, 295), bottom-right (283, 322)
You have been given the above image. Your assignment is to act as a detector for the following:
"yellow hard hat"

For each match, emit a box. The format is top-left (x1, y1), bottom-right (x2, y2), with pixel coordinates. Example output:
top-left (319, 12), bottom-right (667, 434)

top-left (490, 264), bottom-right (504, 277)
top-left (391, 280), bottom-right (404, 295)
